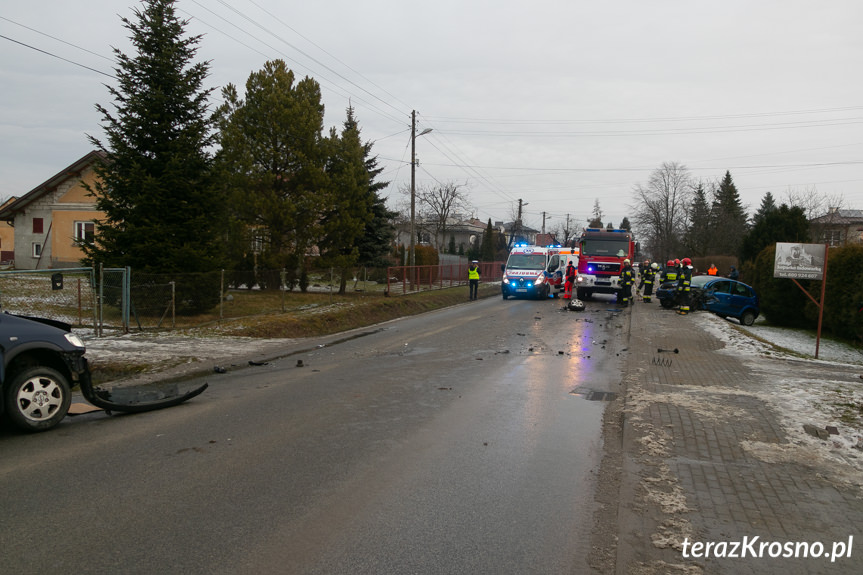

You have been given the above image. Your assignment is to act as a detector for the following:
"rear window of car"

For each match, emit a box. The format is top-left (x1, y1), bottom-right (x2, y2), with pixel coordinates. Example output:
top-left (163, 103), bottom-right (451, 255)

top-left (732, 282), bottom-right (753, 297)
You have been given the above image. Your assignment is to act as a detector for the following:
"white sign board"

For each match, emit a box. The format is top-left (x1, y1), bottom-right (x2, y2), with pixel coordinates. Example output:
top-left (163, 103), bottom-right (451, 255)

top-left (773, 242), bottom-right (826, 280)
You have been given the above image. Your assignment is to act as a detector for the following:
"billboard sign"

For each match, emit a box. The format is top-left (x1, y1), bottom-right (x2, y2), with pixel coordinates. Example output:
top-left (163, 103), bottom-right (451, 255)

top-left (773, 242), bottom-right (826, 280)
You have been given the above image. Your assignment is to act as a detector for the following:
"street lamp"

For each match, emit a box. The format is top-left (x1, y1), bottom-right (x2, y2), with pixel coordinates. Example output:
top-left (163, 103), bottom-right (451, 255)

top-left (409, 110), bottom-right (432, 270)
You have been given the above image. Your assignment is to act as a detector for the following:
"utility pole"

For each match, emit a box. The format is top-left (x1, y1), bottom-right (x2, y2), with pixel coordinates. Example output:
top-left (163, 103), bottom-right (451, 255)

top-left (409, 110), bottom-right (432, 271)
top-left (410, 110), bottom-right (417, 269)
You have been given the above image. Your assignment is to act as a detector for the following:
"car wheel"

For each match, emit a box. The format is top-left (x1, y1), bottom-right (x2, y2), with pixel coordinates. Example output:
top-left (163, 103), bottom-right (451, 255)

top-left (660, 298), bottom-right (673, 309)
top-left (4, 367), bottom-right (71, 432)
top-left (740, 310), bottom-right (757, 326)
top-left (502, 292), bottom-right (508, 300)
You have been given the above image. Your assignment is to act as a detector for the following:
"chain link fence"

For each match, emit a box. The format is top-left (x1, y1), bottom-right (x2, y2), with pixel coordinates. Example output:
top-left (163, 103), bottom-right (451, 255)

top-left (0, 268), bottom-right (99, 328)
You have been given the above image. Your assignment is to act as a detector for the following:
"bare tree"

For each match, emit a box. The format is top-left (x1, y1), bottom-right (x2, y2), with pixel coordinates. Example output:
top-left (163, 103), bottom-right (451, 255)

top-left (630, 162), bottom-right (693, 260)
top-left (410, 181), bottom-right (472, 250)
top-left (786, 186), bottom-right (847, 243)
top-left (549, 215), bottom-right (582, 247)
top-left (784, 186), bottom-right (845, 220)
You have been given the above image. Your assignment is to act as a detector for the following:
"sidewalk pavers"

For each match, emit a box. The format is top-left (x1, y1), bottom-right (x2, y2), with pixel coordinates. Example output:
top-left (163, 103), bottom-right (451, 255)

top-left (615, 301), bottom-right (863, 575)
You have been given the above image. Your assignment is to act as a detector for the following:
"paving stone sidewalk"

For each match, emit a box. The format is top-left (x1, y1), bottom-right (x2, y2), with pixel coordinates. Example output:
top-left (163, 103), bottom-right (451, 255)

top-left (615, 301), bottom-right (863, 575)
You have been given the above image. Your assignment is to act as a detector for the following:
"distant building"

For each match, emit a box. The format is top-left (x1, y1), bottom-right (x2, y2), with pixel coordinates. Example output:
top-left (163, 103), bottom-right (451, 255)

top-left (0, 151), bottom-right (106, 269)
top-left (0, 198), bottom-right (16, 264)
top-left (498, 220), bottom-right (539, 247)
top-left (810, 208), bottom-right (863, 247)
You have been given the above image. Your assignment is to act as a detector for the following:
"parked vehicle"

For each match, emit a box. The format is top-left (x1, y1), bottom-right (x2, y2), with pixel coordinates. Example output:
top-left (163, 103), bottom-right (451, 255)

top-left (575, 228), bottom-right (635, 301)
top-left (1, 312), bottom-right (207, 432)
top-left (656, 276), bottom-right (760, 326)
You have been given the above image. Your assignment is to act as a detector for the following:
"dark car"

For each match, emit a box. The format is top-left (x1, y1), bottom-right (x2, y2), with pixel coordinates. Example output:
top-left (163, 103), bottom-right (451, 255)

top-left (0, 313), bottom-right (90, 432)
top-left (656, 275), bottom-right (760, 326)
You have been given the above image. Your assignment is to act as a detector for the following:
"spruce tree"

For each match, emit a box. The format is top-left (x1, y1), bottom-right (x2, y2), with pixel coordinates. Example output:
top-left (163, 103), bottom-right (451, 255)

top-left (85, 0), bottom-right (224, 277)
top-left (321, 106), bottom-right (373, 294)
top-left (710, 171), bottom-right (748, 255)
top-left (619, 217), bottom-right (631, 231)
top-left (481, 218), bottom-right (496, 261)
top-left (739, 204), bottom-right (809, 264)
top-left (684, 183), bottom-right (713, 256)
top-left (354, 119), bottom-right (394, 270)
top-left (752, 191), bottom-right (778, 225)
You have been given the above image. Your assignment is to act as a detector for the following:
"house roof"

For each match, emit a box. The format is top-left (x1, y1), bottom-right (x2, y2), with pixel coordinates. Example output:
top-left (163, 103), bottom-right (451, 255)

top-left (0, 150), bottom-right (105, 222)
top-left (810, 209), bottom-right (863, 225)
top-left (500, 220), bottom-right (540, 234)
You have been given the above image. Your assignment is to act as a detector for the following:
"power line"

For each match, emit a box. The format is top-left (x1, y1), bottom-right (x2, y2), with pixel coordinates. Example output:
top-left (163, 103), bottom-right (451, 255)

top-left (205, 0), bottom-right (409, 122)
top-left (0, 16), bottom-right (113, 62)
top-left (422, 160), bottom-right (863, 172)
top-left (245, 0), bottom-right (412, 113)
top-left (423, 105), bottom-right (863, 125)
top-left (0, 34), bottom-right (115, 79)
top-left (437, 118), bottom-right (863, 138)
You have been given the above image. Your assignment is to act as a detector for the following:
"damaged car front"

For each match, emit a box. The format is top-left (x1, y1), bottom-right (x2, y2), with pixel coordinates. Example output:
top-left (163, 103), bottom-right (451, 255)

top-left (0, 313), bottom-right (90, 432)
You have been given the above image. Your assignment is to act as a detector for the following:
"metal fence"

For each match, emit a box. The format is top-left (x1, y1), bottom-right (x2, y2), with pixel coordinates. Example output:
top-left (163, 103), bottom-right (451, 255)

top-left (386, 261), bottom-right (503, 295)
top-left (0, 268), bottom-right (99, 328)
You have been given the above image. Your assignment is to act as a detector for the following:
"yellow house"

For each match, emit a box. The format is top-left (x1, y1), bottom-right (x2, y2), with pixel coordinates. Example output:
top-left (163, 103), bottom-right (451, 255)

top-left (0, 151), bottom-right (106, 270)
top-left (0, 198), bottom-right (16, 264)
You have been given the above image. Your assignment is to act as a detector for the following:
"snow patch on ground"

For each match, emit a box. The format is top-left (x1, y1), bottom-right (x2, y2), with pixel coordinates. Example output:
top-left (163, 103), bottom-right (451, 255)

top-left (699, 314), bottom-right (863, 477)
top-left (80, 329), bottom-right (300, 383)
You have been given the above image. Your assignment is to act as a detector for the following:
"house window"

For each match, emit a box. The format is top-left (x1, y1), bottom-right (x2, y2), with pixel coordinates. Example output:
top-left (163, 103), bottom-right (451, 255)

top-left (33, 218), bottom-right (44, 234)
top-left (251, 234), bottom-right (263, 254)
top-left (74, 221), bottom-right (95, 243)
top-left (32, 243), bottom-right (42, 258)
top-left (822, 230), bottom-right (842, 246)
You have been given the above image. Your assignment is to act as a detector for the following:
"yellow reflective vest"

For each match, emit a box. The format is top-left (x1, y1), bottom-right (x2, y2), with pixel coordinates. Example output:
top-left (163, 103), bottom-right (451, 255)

top-left (468, 266), bottom-right (480, 280)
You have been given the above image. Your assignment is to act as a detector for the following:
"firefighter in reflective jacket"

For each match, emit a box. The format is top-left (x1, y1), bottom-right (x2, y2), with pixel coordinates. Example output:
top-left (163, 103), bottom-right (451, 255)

top-left (677, 257), bottom-right (693, 314)
top-left (642, 262), bottom-right (658, 303)
top-left (620, 258), bottom-right (634, 306)
top-left (661, 260), bottom-right (678, 284)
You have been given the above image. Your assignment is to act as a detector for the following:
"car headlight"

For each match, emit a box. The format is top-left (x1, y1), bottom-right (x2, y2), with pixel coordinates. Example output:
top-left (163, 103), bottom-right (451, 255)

top-left (65, 333), bottom-right (85, 349)
top-left (502, 277), bottom-right (510, 284)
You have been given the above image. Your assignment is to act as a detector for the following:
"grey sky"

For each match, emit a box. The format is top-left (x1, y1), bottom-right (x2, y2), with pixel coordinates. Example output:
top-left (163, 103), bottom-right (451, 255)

top-left (2, 0), bottom-right (861, 233)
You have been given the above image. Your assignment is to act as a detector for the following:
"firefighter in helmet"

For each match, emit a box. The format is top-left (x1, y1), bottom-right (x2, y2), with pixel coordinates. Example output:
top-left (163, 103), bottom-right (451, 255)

top-left (677, 257), bottom-right (693, 314)
top-left (620, 258), bottom-right (634, 306)
top-left (638, 259), bottom-right (651, 295)
top-left (642, 262), bottom-right (658, 303)
top-left (662, 259), bottom-right (678, 284)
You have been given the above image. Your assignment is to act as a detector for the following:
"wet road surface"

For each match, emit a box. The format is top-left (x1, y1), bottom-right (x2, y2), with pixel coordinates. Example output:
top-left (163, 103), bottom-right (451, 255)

top-left (0, 294), bottom-right (628, 574)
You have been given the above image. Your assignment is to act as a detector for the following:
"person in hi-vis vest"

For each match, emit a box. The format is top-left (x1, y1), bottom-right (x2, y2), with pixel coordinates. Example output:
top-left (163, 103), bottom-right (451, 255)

top-left (468, 260), bottom-right (480, 300)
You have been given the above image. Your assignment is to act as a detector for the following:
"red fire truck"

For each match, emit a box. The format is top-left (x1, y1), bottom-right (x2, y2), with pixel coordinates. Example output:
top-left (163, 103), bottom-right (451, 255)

top-left (575, 228), bottom-right (635, 301)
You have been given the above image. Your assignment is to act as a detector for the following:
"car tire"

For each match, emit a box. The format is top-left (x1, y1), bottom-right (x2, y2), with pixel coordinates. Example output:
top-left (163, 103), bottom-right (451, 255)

top-left (4, 367), bottom-right (71, 432)
top-left (740, 310), bottom-right (756, 326)
top-left (660, 298), bottom-right (674, 309)
top-left (502, 292), bottom-right (509, 300)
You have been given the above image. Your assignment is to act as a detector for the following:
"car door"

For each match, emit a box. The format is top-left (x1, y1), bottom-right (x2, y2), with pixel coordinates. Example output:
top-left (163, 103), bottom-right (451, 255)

top-left (729, 281), bottom-right (756, 314)
top-left (704, 279), bottom-right (738, 316)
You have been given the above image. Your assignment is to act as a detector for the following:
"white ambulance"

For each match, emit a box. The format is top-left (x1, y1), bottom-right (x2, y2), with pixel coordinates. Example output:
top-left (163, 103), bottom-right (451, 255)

top-left (501, 244), bottom-right (579, 299)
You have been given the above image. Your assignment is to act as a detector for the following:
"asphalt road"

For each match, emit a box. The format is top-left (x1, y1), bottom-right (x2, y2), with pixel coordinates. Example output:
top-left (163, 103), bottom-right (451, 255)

top-left (0, 293), bottom-right (628, 574)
